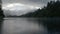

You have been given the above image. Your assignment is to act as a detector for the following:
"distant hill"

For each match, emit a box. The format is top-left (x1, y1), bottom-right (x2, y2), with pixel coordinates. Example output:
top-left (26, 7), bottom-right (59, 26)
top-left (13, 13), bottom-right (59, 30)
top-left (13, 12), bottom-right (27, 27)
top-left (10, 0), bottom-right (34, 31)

top-left (20, 0), bottom-right (60, 17)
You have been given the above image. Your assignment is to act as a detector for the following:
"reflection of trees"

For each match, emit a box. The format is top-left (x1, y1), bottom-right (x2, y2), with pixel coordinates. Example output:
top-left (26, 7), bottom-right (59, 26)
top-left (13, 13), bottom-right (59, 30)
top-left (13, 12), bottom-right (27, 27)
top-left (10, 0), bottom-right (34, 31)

top-left (35, 18), bottom-right (60, 34)
top-left (0, 20), bottom-right (4, 34)
top-left (41, 18), bottom-right (60, 34)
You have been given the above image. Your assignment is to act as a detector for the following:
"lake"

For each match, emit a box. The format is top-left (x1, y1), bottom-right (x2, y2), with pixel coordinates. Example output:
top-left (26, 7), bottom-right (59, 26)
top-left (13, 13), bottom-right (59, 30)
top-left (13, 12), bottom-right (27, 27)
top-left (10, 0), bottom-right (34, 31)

top-left (0, 17), bottom-right (60, 34)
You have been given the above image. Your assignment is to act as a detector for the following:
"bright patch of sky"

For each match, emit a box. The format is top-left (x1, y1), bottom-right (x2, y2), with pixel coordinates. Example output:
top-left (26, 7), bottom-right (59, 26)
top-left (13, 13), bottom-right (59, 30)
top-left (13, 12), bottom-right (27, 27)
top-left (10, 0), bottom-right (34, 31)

top-left (2, 3), bottom-right (40, 11)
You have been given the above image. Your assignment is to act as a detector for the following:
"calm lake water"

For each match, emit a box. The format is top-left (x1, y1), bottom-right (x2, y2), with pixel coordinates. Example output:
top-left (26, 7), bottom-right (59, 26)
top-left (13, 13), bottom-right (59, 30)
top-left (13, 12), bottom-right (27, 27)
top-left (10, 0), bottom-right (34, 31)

top-left (0, 17), bottom-right (60, 34)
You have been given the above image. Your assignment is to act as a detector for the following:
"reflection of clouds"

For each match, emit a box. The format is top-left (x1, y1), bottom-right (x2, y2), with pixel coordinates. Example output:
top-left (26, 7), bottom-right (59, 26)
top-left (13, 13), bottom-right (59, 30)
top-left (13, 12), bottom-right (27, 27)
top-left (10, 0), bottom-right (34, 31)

top-left (2, 18), bottom-right (48, 34)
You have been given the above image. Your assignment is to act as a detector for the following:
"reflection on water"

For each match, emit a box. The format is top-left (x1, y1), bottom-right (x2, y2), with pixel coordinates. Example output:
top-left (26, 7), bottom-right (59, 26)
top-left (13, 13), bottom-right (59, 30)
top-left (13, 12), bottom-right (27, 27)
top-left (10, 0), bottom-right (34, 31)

top-left (0, 19), bottom-right (4, 34)
top-left (1, 17), bottom-right (60, 34)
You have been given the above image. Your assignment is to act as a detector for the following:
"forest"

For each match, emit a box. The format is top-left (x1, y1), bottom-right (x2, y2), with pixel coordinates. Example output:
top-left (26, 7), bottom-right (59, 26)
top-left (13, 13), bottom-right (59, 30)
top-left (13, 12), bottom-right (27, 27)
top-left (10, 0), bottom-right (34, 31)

top-left (20, 0), bottom-right (60, 17)
top-left (0, 6), bottom-right (4, 20)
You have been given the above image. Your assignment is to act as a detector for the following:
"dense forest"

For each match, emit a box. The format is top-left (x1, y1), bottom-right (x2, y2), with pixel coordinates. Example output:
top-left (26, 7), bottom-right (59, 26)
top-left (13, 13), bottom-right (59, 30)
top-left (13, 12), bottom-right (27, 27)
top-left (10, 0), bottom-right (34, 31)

top-left (20, 0), bottom-right (60, 17)
top-left (0, 9), bottom-right (4, 19)
top-left (0, 0), bottom-right (4, 19)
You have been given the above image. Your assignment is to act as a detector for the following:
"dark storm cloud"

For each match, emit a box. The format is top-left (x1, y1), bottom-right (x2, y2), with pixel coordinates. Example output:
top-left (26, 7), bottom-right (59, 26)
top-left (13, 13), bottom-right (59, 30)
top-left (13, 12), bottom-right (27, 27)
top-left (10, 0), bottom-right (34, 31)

top-left (28, 0), bottom-right (57, 4)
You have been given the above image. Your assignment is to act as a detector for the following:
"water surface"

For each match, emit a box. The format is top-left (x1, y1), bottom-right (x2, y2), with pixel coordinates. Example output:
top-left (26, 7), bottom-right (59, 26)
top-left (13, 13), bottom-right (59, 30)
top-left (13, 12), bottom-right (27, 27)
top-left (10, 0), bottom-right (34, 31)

top-left (1, 17), bottom-right (60, 34)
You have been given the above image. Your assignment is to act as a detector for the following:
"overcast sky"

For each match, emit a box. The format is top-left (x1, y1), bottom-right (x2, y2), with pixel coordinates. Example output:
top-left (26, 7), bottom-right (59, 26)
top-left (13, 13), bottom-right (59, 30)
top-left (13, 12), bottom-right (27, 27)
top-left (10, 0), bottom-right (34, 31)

top-left (2, 0), bottom-right (57, 16)
top-left (2, 0), bottom-right (57, 7)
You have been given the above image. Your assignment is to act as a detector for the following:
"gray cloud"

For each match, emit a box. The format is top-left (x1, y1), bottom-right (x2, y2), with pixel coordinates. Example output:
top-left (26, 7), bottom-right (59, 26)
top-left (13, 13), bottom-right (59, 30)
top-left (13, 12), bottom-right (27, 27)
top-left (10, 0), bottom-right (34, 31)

top-left (2, 0), bottom-right (56, 7)
top-left (2, 0), bottom-right (57, 16)
top-left (2, 0), bottom-right (54, 3)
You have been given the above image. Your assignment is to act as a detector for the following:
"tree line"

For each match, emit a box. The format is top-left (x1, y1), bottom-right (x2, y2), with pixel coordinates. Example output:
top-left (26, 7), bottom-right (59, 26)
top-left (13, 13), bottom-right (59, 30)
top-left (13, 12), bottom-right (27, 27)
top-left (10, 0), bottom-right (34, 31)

top-left (0, 0), bottom-right (4, 19)
top-left (20, 0), bottom-right (60, 17)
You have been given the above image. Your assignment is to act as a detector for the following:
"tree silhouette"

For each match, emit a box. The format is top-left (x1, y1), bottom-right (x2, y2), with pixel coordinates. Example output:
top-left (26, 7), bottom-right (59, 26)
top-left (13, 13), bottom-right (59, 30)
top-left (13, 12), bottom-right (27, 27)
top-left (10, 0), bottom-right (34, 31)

top-left (45, 0), bottom-right (60, 17)
top-left (0, 0), bottom-right (4, 19)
